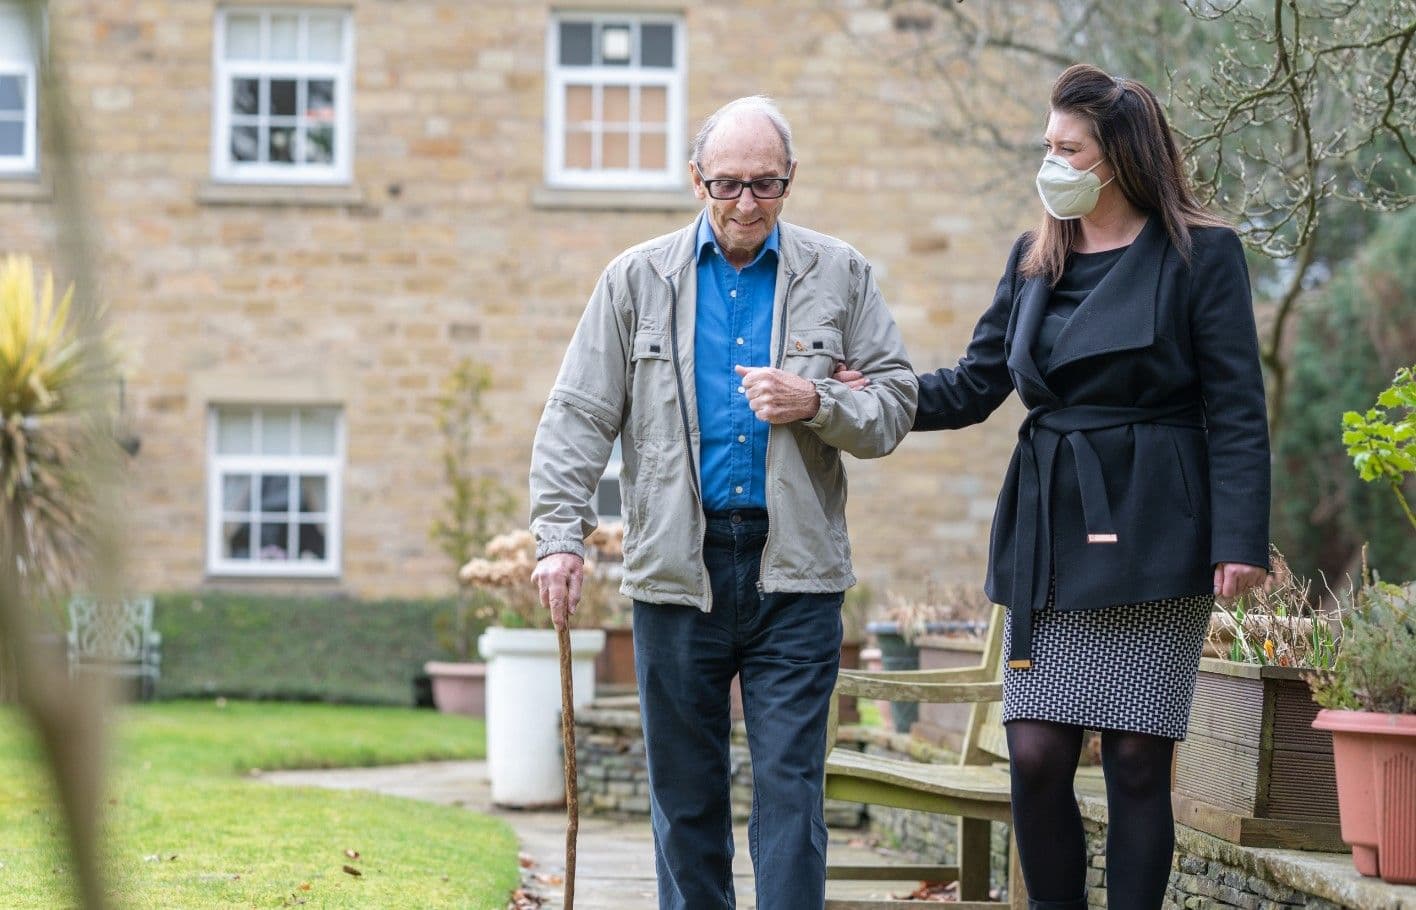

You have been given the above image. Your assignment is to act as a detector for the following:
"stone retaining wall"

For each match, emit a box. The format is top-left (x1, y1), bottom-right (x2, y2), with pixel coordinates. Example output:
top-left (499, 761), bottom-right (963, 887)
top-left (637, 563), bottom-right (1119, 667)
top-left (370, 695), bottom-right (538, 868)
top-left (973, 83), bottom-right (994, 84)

top-left (574, 706), bottom-right (1416, 909)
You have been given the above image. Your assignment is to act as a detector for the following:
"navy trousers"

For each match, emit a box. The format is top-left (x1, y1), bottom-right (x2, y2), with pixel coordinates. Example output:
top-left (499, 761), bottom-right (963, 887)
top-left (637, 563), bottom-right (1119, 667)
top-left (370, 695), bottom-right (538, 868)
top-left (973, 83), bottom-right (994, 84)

top-left (633, 510), bottom-right (843, 910)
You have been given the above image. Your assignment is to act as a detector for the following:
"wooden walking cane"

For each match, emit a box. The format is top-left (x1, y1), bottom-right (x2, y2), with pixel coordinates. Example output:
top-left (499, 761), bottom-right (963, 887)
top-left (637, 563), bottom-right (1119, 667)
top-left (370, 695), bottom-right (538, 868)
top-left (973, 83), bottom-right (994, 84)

top-left (556, 617), bottom-right (578, 910)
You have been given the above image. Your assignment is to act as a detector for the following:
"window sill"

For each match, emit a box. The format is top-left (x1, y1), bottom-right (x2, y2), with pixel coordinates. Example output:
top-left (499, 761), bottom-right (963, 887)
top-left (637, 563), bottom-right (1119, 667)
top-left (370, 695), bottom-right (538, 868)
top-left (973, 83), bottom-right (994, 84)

top-left (0, 175), bottom-right (52, 202)
top-left (532, 185), bottom-right (700, 213)
top-left (196, 180), bottom-right (366, 209)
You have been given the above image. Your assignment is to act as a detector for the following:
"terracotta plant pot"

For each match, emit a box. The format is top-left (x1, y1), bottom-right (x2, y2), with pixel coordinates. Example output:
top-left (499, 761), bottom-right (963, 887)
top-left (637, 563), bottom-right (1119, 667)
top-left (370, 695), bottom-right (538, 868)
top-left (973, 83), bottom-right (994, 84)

top-left (423, 660), bottom-right (487, 717)
top-left (1312, 708), bottom-right (1416, 884)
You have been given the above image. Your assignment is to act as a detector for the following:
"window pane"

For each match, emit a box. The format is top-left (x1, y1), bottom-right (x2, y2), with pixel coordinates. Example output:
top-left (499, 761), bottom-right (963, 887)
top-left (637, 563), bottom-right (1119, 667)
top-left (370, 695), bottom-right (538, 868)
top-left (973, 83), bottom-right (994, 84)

top-left (603, 130), bottom-right (629, 168)
top-left (602, 85), bottom-right (629, 123)
top-left (258, 522), bottom-right (288, 560)
top-left (223, 522), bottom-right (252, 560)
top-left (640, 86), bottom-right (666, 124)
top-left (559, 22), bottom-right (592, 66)
top-left (304, 126), bottom-right (333, 164)
top-left (564, 129), bottom-right (592, 168)
top-left (270, 79), bottom-right (297, 117)
top-left (307, 15), bottom-right (343, 62)
top-left (0, 75), bottom-right (23, 112)
top-left (261, 409), bottom-right (294, 454)
top-left (298, 408), bottom-right (337, 454)
top-left (639, 132), bottom-right (666, 170)
top-left (298, 475), bottom-right (327, 513)
top-left (216, 409), bottom-right (255, 454)
top-left (259, 475), bottom-right (291, 513)
top-left (306, 80), bottom-right (335, 123)
top-left (600, 24), bottom-right (631, 65)
top-left (269, 14), bottom-right (299, 60)
top-left (0, 119), bottom-right (22, 157)
top-left (564, 84), bottom-right (592, 122)
top-left (225, 14), bottom-right (261, 59)
top-left (641, 24), bottom-right (674, 67)
top-left (296, 523), bottom-right (327, 560)
top-left (268, 125), bottom-right (294, 162)
top-left (231, 125), bottom-right (259, 162)
top-left (594, 478), bottom-right (621, 518)
top-left (232, 78), bottom-right (259, 116)
top-left (222, 474), bottom-right (252, 511)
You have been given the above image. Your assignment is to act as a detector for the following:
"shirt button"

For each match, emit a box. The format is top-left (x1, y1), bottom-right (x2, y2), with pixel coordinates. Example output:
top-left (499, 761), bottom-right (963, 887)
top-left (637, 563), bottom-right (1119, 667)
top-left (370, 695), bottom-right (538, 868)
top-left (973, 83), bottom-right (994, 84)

top-left (734, 485), bottom-right (744, 494)
top-left (730, 289), bottom-right (737, 298)
top-left (737, 385), bottom-right (745, 394)
top-left (737, 434), bottom-right (746, 443)
top-left (736, 337), bottom-right (744, 345)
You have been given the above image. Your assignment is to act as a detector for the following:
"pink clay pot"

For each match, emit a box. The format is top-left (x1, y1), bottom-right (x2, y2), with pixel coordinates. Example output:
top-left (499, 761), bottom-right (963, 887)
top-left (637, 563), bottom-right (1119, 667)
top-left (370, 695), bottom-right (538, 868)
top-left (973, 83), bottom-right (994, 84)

top-left (1313, 708), bottom-right (1416, 884)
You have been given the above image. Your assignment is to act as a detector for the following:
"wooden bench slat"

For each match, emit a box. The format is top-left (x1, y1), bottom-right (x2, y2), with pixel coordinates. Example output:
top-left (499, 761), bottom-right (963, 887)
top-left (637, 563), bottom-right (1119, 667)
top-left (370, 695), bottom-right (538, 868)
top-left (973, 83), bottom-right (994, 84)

top-left (833, 677), bottom-right (1003, 703)
top-left (826, 864), bottom-right (958, 881)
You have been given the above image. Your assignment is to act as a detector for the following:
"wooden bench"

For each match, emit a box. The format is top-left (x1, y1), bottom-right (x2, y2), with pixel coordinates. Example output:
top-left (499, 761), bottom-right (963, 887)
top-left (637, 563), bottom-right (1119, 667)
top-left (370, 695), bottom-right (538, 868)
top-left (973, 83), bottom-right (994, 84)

top-left (824, 603), bottom-right (1026, 909)
top-left (66, 594), bottom-right (162, 700)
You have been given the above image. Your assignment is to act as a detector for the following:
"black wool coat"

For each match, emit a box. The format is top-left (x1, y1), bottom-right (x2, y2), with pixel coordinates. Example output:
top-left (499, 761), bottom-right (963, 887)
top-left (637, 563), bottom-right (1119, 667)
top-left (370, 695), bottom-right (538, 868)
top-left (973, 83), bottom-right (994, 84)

top-left (916, 216), bottom-right (1271, 665)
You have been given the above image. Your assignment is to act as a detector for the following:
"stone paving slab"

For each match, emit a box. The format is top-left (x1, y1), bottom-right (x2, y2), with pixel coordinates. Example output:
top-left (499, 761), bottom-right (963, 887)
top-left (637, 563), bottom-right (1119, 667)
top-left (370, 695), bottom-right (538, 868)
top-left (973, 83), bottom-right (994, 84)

top-left (260, 760), bottom-right (915, 909)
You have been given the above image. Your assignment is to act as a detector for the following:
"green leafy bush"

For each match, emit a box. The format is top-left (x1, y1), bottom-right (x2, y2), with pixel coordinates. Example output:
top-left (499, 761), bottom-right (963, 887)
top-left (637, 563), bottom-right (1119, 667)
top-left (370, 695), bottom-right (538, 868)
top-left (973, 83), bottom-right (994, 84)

top-left (1309, 575), bottom-right (1416, 714)
top-left (152, 592), bottom-right (488, 704)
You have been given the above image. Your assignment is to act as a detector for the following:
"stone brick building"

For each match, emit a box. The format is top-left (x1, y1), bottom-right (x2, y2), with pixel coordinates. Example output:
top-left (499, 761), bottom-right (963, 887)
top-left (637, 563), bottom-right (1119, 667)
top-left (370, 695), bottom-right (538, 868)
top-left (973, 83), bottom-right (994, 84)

top-left (0, 0), bottom-right (1033, 600)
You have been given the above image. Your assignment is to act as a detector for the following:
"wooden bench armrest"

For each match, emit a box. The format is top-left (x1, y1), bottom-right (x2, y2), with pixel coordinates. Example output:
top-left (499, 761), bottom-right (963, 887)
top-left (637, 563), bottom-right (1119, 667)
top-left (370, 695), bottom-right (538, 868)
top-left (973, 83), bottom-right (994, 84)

top-left (834, 675), bottom-right (1003, 704)
top-left (838, 664), bottom-right (994, 686)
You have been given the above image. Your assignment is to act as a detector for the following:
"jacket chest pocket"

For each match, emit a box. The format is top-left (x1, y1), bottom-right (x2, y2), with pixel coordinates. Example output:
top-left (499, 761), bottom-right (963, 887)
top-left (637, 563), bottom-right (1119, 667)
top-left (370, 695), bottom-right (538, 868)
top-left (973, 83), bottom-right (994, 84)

top-left (628, 329), bottom-right (678, 429)
top-left (781, 326), bottom-right (844, 378)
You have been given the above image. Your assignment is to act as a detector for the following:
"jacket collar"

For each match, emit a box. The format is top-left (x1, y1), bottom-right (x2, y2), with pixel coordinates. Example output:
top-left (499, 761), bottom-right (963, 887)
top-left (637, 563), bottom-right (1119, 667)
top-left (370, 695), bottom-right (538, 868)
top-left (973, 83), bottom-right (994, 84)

top-left (1007, 214), bottom-right (1167, 388)
top-left (655, 211), bottom-right (815, 284)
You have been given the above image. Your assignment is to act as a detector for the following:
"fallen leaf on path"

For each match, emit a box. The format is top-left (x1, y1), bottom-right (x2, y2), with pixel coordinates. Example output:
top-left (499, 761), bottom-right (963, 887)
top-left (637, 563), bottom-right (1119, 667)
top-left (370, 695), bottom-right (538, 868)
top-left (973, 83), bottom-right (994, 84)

top-left (298, 882), bottom-right (312, 892)
top-left (517, 853), bottom-right (536, 869)
top-left (341, 865), bottom-right (362, 877)
top-left (533, 872), bottom-right (563, 886)
top-left (343, 848), bottom-right (360, 860)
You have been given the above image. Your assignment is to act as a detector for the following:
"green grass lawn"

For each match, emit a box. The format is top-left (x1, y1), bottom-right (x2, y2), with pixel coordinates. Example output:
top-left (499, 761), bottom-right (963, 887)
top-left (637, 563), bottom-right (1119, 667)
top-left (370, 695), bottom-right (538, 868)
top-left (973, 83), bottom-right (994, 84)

top-left (0, 701), bottom-right (520, 909)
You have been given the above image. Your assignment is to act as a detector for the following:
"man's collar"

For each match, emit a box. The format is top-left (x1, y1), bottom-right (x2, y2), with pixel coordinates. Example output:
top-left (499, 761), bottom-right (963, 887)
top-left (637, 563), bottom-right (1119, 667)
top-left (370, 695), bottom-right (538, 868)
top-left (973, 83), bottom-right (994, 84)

top-left (697, 216), bottom-right (780, 268)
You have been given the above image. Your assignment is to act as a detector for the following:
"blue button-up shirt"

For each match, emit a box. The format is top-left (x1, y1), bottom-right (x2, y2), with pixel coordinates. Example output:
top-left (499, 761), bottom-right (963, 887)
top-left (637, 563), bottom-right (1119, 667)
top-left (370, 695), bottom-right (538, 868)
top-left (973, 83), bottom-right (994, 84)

top-left (694, 216), bottom-right (779, 512)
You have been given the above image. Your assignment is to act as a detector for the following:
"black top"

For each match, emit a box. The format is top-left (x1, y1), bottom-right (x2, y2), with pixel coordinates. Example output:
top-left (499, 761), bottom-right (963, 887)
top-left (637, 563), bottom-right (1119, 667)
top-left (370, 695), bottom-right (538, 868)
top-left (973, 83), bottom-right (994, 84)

top-left (1034, 246), bottom-right (1128, 371)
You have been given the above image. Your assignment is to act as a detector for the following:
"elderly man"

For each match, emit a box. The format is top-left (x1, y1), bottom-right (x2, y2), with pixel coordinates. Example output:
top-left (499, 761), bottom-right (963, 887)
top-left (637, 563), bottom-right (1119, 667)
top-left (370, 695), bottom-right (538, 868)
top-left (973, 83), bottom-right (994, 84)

top-left (529, 95), bottom-right (917, 910)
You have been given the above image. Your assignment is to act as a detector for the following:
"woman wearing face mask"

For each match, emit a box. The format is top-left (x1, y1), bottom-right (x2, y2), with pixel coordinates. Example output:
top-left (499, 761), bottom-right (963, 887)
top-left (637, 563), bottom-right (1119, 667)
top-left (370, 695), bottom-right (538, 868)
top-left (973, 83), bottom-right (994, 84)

top-left (838, 64), bottom-right (1270, 908)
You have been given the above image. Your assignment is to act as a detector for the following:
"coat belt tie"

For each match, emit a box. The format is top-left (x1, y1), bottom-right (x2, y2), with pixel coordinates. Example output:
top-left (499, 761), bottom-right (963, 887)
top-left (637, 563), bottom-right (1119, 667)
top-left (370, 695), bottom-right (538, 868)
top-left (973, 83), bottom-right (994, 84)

top-left (1007, 402), bottom-right (1206, 668)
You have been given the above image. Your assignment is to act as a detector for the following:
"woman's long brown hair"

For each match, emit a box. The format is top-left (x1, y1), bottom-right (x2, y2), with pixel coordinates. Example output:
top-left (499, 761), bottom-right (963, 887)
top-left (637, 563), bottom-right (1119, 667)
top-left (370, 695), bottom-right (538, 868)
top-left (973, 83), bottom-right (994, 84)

top-left (1021, 64), bottom-right (1227, 284)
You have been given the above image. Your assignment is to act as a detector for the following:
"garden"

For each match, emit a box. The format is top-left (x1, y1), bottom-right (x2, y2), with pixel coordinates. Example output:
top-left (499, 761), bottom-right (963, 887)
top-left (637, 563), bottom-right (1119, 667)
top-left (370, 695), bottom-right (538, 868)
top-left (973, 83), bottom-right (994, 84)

top-left (0, 700), bottom-right (517, 909)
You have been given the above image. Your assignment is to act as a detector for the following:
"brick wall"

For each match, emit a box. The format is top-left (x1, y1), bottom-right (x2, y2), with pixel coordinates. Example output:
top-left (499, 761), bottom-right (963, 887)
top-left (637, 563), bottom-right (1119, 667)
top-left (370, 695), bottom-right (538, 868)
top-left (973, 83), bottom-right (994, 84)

top-left (0, 0), bottom-right (1036, 600)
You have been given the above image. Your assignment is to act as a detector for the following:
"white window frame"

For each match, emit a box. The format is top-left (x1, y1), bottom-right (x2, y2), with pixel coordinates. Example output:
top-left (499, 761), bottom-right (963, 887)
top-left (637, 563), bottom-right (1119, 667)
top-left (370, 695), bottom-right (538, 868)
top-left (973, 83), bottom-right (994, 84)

top-left (206, 405), bottom-right (345, 578)
top-left (0, 0), bottom-right (41, 175)
top-left (210, 6), bottom-right (355, 184)
top-left (545, 12), bottom-right (686, 191)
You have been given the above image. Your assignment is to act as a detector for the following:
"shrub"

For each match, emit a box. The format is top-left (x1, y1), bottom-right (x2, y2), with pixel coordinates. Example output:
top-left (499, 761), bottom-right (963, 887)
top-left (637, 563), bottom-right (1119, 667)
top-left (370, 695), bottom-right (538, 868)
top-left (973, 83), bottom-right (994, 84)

top-left (153, 592), bottom-right (486, 705)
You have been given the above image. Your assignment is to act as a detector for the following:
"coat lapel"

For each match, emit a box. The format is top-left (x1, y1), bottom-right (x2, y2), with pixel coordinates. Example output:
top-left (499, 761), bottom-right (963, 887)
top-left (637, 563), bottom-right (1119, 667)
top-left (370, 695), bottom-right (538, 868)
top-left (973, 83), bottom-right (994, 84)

top-left (1005, 274), bottom-right (1057, 404)
top-left (1045, 215), bottom-right (1167, 374)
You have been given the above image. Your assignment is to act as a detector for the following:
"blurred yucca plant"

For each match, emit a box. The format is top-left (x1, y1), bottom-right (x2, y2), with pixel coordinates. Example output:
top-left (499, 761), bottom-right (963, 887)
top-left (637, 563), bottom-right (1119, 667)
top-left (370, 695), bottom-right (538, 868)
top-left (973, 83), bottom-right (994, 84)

top-left (0, 253), bottom-right (114, 597)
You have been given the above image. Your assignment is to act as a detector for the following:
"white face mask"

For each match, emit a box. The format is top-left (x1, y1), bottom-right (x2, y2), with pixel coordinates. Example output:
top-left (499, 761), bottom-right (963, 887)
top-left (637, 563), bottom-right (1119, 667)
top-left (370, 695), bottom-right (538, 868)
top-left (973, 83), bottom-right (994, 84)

top-left (1035, 154), bottom-right (1114, 220)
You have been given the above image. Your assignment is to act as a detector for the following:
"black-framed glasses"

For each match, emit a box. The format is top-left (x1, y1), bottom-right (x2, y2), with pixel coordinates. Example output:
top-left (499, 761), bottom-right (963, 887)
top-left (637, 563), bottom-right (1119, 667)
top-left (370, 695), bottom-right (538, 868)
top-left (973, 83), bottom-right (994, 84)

top-left (700, 175), bottom-right (791, 200)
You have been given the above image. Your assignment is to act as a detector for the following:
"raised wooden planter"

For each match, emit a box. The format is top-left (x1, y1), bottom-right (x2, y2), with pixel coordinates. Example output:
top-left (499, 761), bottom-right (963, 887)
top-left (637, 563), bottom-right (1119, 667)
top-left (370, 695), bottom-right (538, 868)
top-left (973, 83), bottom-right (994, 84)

top-left (1173, 657), bottom-right (1343, 851)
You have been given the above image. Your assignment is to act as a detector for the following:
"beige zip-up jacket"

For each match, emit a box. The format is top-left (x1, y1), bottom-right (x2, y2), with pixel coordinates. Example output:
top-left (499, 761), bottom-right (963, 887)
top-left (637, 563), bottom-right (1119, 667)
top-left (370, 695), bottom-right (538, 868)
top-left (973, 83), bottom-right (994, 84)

top-left (529, 214), bottom-right (918, 609)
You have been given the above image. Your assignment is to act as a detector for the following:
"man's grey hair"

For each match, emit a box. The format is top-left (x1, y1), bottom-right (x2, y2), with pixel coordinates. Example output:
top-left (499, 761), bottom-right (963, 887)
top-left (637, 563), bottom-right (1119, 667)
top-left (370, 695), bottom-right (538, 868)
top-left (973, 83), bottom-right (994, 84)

top-left (690, 95), bottom-right (794, 170)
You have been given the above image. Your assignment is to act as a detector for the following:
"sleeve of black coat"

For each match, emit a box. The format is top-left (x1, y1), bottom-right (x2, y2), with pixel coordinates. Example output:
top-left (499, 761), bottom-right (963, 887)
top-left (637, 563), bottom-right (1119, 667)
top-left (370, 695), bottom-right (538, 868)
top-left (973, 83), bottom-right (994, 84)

top-left (1189, 228), bottom-right (1271, 570)
top-left (914, 235), bottom-right (1025, 431)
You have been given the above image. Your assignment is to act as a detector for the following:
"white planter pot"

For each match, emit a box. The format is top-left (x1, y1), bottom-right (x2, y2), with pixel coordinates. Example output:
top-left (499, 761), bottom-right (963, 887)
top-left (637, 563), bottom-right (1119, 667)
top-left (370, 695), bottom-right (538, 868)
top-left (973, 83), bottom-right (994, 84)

top-left (478, 626), bottom-right (605, 808)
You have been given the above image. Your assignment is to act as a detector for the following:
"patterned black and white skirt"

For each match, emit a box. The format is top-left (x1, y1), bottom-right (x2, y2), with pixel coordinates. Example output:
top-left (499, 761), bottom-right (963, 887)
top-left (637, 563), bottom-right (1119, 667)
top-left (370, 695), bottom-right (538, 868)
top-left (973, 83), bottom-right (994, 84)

top-left (1001, 591), bottom-right (1213, 740)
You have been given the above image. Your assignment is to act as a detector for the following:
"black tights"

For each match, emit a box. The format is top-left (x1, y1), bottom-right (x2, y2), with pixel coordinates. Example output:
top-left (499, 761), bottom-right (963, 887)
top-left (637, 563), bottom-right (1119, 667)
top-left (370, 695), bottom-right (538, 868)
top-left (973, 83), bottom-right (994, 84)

top-left (1006, 719), bottom-right (1176, 909)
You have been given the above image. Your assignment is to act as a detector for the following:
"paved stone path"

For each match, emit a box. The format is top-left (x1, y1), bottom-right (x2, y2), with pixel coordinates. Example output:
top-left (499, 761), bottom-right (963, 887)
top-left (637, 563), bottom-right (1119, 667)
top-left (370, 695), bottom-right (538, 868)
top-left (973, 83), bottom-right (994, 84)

top-left (261, 760), bottom-right (908, 909)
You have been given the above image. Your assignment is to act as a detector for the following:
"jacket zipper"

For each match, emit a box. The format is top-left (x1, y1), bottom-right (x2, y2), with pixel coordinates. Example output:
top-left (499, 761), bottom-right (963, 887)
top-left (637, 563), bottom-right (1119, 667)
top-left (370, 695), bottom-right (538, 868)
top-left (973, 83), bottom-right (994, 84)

top-left (663, 268), bottom-right (711, 606)
top-left (758, 267), bottom-right (801, 594)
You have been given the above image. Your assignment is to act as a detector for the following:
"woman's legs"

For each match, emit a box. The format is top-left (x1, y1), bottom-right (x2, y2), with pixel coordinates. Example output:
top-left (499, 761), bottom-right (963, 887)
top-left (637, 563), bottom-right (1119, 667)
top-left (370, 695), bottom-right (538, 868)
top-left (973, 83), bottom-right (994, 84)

top-left (1005, 719), bottom-right (1087, 907)
top-left (1100, 730), bottom-right (1177, 909)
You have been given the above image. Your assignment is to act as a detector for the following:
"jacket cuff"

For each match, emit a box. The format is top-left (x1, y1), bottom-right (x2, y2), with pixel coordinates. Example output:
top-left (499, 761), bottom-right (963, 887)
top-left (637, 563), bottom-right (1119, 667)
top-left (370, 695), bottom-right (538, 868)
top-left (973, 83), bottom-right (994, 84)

top-left (800, 378), bottom-right (834, 430)
top-left (535, 537), bottom-right (586, 560)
